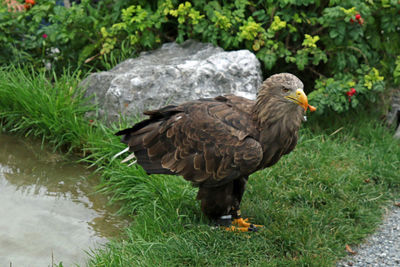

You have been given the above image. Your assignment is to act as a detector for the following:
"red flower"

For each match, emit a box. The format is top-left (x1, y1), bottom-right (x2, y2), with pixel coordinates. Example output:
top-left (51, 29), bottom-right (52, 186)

top-left (355, 14), bottom-right (361, 20)
top-left (350, 18), bottom-right (355, 23)
top-left (42, 33), bottom-right (48, 39)
top-left (346, 88), bottom-right (356, 102)
top-left (346, 88), bottom-right (356, 96)
top-left (24, 0), bottom-right (35, 9)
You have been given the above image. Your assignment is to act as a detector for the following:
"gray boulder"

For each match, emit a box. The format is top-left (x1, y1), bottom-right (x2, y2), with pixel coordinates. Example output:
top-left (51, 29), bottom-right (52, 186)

top-left (82, 40), bottom-right (262, 123)
top-left (387, 89), bottom-right (400, 139)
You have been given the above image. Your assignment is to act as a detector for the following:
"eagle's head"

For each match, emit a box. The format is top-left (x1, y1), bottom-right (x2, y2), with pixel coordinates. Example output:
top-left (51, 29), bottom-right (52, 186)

top-left (253, 73), bottom-right (316, 126)
top-left (261, 73), bottom-right (316, 112)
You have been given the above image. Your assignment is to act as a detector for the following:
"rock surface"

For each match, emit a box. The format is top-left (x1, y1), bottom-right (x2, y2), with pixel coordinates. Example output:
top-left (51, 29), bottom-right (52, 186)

top-left (387, 89), bottom-right (400, 138)
top-left (82, 40), bottom-right (262, 123)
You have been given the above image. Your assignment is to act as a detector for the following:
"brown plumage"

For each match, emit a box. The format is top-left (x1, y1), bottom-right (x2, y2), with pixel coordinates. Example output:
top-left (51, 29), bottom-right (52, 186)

top-left (115, 73), bottom-right (315, 230)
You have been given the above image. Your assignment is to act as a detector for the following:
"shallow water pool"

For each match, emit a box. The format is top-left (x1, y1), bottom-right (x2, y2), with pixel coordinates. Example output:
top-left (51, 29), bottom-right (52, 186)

top-left (0, 134), bottom-right (126, 266)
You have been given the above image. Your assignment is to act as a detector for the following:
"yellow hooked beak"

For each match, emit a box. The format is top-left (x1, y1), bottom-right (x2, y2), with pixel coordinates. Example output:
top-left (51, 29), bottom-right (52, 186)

top-left (285, 89), bottom-right (316, 112)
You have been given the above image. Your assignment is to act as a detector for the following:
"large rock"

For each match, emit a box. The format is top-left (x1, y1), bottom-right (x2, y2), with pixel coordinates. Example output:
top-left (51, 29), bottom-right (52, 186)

top-left (82, 40), bottom-right (262, 123)
top-left (387, 89), bottom-right (400, 139)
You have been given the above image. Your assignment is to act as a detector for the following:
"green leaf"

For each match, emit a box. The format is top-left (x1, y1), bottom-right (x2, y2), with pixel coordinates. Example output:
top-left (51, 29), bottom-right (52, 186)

top-left (257, 49), bottom-right (277, 70)
top-left (295, 50), bottom-right (308, 71)
top-left (329, 29), bottom-right (338, 39)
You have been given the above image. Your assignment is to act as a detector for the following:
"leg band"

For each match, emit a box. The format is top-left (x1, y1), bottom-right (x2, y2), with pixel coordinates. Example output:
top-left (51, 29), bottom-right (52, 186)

top-left (214, 214), bottom-right (232, 227)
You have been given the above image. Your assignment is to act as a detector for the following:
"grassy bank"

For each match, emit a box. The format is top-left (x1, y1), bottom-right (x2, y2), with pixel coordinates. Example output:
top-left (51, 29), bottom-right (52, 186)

top-left (0, 66), bottom-right (399, 266)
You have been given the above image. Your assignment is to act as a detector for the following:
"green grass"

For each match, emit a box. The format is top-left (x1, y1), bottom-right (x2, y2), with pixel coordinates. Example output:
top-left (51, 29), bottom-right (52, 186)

top-left (0, 66), bottom-right (399, 266)
top-left (0, 66), bottom-right (95, 152)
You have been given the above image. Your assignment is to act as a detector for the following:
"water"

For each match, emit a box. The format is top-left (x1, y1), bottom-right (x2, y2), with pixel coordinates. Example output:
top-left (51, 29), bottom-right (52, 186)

top-left (0, 134), bottom-right (126, 267)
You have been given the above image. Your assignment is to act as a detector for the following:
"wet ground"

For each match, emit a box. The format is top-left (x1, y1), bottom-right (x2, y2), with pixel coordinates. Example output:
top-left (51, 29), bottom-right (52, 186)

top-left (0, 134), bottom-right (127, 267)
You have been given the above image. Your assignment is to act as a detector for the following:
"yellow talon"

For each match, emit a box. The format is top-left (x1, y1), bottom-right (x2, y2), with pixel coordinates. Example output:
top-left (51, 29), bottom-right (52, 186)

top-left (233, 218), bottom-right (251, 227)
top-left (225, 226), bottom-right (251, 232)
top-left (233, 218), bottom-right (264, 228)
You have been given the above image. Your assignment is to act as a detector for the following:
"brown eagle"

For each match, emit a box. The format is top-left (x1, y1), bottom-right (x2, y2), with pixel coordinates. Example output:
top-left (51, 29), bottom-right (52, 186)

top-left (114, 73), bottom-right (316, 231)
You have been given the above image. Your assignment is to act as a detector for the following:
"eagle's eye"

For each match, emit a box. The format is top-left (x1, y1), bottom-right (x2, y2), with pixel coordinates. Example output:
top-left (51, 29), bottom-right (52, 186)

top-left (282, 87), bottom-right (290, 93)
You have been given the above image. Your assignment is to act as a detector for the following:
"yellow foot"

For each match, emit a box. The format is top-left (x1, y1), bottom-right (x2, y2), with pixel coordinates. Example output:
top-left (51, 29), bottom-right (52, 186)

top-left (225, 226), bottom-right (251, 232)
top-left (233, 218), bottom-right (264, 229)
top-left (223, 218), bottom-right (264, 232)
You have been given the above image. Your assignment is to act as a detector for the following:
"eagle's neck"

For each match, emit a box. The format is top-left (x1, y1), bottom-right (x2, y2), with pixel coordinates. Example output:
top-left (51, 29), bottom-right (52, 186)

top-left (254, 92), bottom-right (302, 124)
top-left (252, 93), bottom-right (304, 148)
top-left (251, 93), bottom-right (304, 168)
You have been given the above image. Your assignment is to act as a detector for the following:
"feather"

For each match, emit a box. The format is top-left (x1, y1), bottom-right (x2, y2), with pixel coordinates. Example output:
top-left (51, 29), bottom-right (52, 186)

top-left (147, 140), bottom-right (168, 158)
top-left (112, 147), bottom-right (129, 160)
top-left (127, 159), bottom-right (137, 167)
top-left (142, 126), bottom-right (161, 146)
top-left (204, 146), bottom-right (217, 174)
top-left (161, 152), bottom-right (177, 169)
top-left (193, 153), bottom-right (205, 171)
top-left (121, 152), bottom-right (136, 163)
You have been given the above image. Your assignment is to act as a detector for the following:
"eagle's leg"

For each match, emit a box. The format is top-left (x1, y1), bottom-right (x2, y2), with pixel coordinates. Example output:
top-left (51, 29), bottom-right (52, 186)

top-left (230, 177), bottom-right (264, 230)
top-left (197, 177), bottom-right (262, 232)
top-left (197, 182), bottom-right (245, 230)
top-left (197, 182), bottom-right (234, 226)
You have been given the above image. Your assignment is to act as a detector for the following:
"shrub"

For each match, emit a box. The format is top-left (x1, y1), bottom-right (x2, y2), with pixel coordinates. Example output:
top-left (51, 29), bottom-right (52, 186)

top-left (1, 0), bottom-right (399, 114)
top-left (0, 0), bottom-right (131, 70)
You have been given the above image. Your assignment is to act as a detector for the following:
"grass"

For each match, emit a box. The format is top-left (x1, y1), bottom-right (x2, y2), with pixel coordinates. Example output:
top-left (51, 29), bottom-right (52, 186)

top-left (0, 66), bottom-right (399, 266)
top-left (0, 66), bottom-right (94, 152)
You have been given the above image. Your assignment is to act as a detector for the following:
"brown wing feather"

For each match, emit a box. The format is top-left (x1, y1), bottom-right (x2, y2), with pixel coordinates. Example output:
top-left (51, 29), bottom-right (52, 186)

top-left (117, 97), bottom-right (263, 187)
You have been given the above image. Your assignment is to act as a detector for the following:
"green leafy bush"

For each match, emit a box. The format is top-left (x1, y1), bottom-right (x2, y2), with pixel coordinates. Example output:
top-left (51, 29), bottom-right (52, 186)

top-left (0, 0), bottom-right (131, 70)
top-left (1, 0), bottom-right (399, 114)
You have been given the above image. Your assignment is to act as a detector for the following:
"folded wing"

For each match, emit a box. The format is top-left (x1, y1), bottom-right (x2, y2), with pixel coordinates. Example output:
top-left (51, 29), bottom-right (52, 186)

top-left (116, 97), bottom-right (263, 187)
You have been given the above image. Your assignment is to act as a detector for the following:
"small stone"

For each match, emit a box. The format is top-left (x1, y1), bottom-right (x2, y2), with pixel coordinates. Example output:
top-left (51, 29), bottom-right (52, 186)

top-left (337, 200), bottom-right (400, 266)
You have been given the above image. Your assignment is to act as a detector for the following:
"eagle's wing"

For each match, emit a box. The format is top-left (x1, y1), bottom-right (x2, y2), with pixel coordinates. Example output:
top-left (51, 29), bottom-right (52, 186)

top-left (117, 97), bottom-right (263, 187)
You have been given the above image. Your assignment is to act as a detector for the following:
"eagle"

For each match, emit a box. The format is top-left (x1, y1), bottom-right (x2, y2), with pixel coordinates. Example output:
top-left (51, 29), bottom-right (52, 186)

top-left (114, 73), bottom-right (316, 232)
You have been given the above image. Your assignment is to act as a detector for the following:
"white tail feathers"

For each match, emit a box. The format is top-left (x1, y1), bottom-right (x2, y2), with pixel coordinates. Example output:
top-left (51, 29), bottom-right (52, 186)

top-left (127, 159), bottom-right (137, 167)
top-left (112, 147), bottom-right (129, 160)
top-left (121, 152), bottom-right (136, 164)
top-left (113, 147), bottom-right (137, 166)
